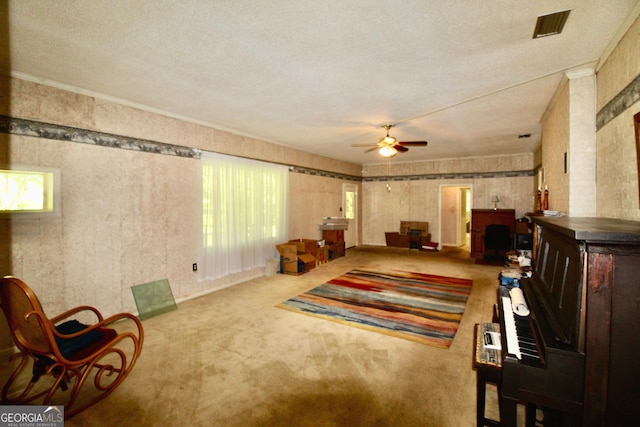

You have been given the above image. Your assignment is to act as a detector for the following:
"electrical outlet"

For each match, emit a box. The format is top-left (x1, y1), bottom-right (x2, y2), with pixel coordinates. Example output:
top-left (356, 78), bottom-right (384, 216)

top-left (192, 263), bottom-right (198, 271)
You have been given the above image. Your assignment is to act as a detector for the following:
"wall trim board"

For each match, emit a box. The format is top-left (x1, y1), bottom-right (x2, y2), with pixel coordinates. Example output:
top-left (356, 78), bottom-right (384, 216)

top-left (0, 114), bottom-right (535, 183)
top-left (0, 114), bottom-right (362, 181)
top-left (363, 169), bottom-right (534, 182)
top-left (287, 165), bottom-right (360, 182)
top-left (0, 115), bottom-right (202, 159)
top-left (596, 73), bottom-right (640, 130)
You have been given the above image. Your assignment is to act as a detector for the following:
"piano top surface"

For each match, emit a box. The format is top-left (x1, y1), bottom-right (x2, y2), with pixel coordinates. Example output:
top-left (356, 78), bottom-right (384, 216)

top-left (533, 216), bottom-right (640, 243)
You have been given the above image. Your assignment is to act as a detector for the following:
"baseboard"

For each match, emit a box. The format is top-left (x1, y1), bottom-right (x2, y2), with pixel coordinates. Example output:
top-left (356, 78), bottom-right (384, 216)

top-left (0, 345), bottom-right (17, 358)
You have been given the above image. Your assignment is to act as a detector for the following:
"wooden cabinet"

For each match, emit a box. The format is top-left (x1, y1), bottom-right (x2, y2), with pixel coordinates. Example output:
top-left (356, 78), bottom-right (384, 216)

top-left (470, 209), bottom-right (515, 258)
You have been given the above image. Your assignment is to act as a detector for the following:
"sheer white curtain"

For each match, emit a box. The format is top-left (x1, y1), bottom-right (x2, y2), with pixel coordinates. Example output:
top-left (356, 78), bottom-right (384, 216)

top-left (200, 152), bottom-right (288, 280)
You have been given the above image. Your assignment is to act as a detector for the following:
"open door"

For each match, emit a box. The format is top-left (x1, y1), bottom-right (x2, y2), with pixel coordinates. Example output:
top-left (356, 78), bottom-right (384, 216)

top-left (342, 183), bottom-right (358, 248)
top-left (439, 185), bottom-right (471, 248)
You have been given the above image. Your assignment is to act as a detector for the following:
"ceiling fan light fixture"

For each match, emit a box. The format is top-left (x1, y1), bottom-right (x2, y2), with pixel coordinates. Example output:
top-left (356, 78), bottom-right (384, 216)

top-left (380, 124), bottom-right (396, 146)
top-left (352, 123), bottom-right (427, 157)
top-left (379, 146), bottom-right (397, 158)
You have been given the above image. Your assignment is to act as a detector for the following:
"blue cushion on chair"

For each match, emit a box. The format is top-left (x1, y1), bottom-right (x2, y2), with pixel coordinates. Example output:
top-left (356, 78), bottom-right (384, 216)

top-left (55, 320), bottom-right (113, 360)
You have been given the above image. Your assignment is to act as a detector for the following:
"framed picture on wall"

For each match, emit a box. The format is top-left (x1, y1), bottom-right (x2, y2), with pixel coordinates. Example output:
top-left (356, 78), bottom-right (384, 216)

top-left (635, 111), bottom-right (640, 202)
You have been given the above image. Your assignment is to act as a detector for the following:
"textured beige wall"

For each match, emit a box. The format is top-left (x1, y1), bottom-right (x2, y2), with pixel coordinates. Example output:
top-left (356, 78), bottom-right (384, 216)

top-left (3, 134), bottom-right (201, 312)
top-left (540, 70), bottom-right (597, 217)
top-left (288, 173), bottom-right (361, 241)
top-left (567, 72), bottom-right (597, 216)
top-left (4, 77), bottom-right (361, 177)
top-left (0, 76), bottom-right (361, 329)
top-left (539, 15), bottom-right (640, 220)
top-left (597, 107), bottom-right (640, 220)
top-left (596, 15), bottom-right (640, 220)
top-left (540, 81), bottom-right (570, 214)
top-left (361, 154), bottom-right (536, 246)
top-left (597, 16), bottom-right (640, 111)
top-left (362, 176), bottom-right (535, 246)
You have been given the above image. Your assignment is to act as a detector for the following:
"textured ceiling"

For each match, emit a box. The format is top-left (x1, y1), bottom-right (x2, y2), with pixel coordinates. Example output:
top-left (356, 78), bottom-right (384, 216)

top-left (3, 1), bottom-right (639, 165)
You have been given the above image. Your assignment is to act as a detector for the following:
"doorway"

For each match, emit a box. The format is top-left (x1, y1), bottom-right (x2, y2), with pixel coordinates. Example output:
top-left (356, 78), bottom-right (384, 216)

top-left (439, 185), bottom-right (471, 248)
top-left (342, 183), bottom-right (358, 248)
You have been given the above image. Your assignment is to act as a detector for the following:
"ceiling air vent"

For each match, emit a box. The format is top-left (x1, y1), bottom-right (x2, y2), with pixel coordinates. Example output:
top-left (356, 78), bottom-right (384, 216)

top-left (533, 10), bottom-right (571, 38)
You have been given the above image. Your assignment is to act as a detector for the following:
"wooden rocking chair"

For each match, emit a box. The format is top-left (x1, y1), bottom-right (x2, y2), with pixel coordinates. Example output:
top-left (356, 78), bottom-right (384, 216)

top-left (0, 276), bottom-right (144, 418)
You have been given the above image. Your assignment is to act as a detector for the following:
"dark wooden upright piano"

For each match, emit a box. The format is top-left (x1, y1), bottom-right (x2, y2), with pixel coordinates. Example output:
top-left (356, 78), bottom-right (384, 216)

top-left (498, 216), bottom-right (640, 426)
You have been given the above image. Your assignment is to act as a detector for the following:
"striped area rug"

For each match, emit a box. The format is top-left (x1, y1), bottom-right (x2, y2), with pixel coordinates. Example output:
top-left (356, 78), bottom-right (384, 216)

top-left (276, 267), bottom-right (472, 348)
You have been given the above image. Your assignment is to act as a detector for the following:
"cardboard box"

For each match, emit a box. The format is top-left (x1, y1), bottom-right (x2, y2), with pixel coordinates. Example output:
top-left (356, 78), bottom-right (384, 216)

top-left (316, 246), bottom-right (329, 263)
top-left (326, 243), bottom-right (336, 260)
top-left (287, 239), bottom-right (318, 256)
top-left (322, 229), bottom-right (344, 243)
top-left (276, 243), bottom-right (317, 275)
top-left (335, 242), bottom-right (345, 258)
top-left (299, 253), bottom-right (316, 272)
top-left (276, 244), bottom-right (299, 274)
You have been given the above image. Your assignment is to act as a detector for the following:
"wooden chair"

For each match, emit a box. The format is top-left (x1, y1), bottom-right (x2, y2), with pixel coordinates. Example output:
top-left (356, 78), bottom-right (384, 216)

top-left (0, 276), bottom-right (144, 418)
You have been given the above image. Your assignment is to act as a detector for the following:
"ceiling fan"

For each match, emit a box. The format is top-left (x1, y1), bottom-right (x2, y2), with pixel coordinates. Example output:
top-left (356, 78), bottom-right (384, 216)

top-left (352, 124), bottom-right (428, 157)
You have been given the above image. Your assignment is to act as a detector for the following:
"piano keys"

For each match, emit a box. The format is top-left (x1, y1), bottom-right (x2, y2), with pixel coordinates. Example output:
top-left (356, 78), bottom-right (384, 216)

top-left (499, 284), bottom-right (585, 426)
top-left (501, 296), bottom-right (521, 360)
top-left (497, 216), bottom-right (640, 427)
top-left (500, 295), bottom-right (542, 365)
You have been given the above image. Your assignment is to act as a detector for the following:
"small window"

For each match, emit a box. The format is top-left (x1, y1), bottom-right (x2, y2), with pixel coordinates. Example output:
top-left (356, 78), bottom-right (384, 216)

top-left (0, 166), bottom-right (60, 217)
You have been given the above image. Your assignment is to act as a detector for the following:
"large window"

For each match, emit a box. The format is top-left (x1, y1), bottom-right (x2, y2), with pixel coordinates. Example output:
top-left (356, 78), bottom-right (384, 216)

top-left (0, 166), bottom-right (60, 217)
top-left (200, 153), bottom-right (288, 280)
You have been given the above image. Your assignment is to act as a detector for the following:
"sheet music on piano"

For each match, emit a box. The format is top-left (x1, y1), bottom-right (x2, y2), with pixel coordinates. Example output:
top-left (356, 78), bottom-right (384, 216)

top-left (509, 287), bottom-right (529, 316)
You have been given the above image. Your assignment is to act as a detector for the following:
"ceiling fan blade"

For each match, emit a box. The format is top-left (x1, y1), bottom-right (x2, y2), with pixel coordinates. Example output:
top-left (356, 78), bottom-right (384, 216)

top-left (353, 122), bottom-right (427, 155)
top-left (397, 141), bottom-right (428, 146)
top-left (351, 143), bottom-right (378, 147)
